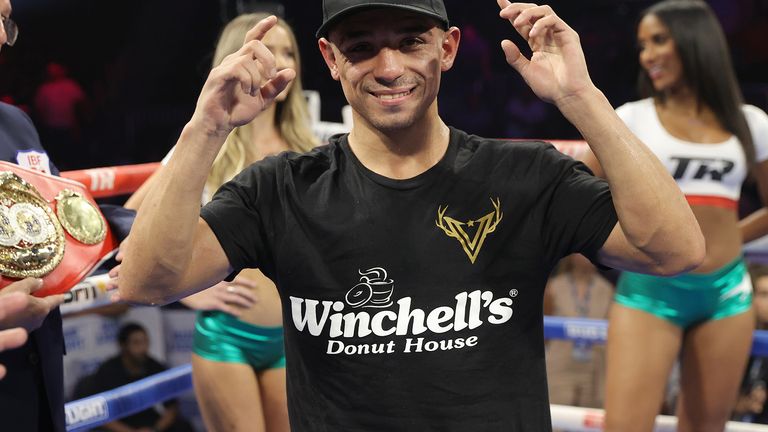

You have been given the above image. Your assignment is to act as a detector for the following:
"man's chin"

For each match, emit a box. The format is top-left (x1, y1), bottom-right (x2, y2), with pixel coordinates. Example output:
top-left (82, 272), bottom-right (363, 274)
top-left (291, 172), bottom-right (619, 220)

top-left (366, 113), bottom-right (421, 133)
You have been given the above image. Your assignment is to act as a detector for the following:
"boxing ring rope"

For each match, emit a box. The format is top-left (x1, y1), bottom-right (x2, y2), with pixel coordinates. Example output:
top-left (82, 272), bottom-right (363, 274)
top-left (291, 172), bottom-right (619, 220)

top-left (550, 404), bottom-right (768, 432)
top-left (56, 151), bottom-right (768, 431)
top-left (65, 364), bottom-right (192, 432)
top-left (61, 162), bottom-right (160, 198)
top-left (545, 316), bottom-right (768, 357)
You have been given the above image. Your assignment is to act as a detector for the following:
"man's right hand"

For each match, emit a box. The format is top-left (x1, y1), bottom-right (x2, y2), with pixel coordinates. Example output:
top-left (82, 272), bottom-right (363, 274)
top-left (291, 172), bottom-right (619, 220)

top-left (0, 278), bottom-right (65, 332)
top-left (189, 15), bottom-right (296, 138)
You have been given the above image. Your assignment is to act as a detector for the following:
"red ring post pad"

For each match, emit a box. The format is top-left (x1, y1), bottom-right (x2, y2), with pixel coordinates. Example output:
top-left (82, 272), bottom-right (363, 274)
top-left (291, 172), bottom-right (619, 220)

top-left (0, 161), bottom-right (118, 297)
top-left (61, 162), bottom-right (160, 198)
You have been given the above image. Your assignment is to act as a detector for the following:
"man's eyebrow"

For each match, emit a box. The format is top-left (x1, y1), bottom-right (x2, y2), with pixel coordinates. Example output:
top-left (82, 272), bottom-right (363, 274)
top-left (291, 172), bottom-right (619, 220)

top-left (337, 23), bottom-right (435, 44)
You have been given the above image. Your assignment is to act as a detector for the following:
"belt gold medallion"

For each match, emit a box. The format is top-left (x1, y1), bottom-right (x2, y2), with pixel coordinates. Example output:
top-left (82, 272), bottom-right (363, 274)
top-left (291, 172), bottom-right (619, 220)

top-left (0, 171), bottom-right (106, 279)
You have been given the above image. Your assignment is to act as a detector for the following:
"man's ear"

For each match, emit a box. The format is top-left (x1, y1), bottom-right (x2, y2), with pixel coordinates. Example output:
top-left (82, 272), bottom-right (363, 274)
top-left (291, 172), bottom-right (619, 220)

top-left (440, 27), bottom-right (461, 72)
top-left (318, 38), bottom-right (340, 81)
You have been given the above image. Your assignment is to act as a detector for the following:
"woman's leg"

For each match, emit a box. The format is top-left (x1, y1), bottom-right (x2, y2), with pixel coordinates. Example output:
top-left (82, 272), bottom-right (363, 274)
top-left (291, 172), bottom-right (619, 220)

top-left (604, 303), bottom-right (683, 432)
top-left (676, 308), bottom-right (754, 432)
top-left (192, 353), bottom-right (266, 432)
top-left (257, 367), bottom-right (290, 432)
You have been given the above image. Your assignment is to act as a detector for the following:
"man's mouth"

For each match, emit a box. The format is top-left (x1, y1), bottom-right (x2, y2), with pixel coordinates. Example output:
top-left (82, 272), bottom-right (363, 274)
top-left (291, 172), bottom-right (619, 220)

top-left (369, 86), bottom-right (416, 102)
top-left (376, 90), bottom-right (412, 100)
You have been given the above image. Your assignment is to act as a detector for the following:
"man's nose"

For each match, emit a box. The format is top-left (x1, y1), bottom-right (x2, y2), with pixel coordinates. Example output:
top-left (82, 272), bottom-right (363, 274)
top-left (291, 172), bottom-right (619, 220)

top-left (373, 47), bottom-right (405, 83)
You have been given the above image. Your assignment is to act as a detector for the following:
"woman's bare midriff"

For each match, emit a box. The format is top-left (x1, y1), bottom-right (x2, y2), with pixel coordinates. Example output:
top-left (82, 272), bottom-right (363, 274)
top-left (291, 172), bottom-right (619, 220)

top-left (689, 205), bottom-right (743, 274)
top-left (234, 268), bottom-right (284, 327)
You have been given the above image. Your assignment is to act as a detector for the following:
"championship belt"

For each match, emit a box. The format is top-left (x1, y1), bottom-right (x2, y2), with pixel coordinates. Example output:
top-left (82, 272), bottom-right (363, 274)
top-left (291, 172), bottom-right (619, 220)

top-left (0, 161), bottom-right (118, 297)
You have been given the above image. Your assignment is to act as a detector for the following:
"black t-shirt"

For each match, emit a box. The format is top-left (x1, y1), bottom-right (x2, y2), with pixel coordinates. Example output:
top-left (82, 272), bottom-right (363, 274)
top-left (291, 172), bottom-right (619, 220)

top-left (0, 102), bottom-right (65, 432)
top-left (201, 127), bottom-right (618, 431)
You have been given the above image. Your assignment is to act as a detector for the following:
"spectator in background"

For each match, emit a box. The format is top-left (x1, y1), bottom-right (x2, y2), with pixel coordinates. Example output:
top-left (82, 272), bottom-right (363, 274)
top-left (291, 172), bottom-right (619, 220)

top-left (733, 263), bottom-right (768, 424)
top-left (544, 254), bottom-right (614, 411)
top-left (33, 61), bottom-right (87, 169)
top-left (85, 322), bottom-right (193, 432)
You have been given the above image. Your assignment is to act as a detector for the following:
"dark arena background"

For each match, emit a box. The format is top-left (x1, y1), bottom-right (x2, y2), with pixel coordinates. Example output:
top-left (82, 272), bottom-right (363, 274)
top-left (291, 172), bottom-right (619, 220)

top-left (2, 0), bottom-right (765, 173)
top-left (4, 1), bottom-right (768, 431)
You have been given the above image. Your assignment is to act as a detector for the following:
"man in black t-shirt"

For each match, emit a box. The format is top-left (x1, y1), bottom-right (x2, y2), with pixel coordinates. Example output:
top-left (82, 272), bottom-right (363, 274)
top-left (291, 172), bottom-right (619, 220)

top-left (84, 323), bottom-right (192, 432)
top-left (118, 1), bottom-right (705, 430)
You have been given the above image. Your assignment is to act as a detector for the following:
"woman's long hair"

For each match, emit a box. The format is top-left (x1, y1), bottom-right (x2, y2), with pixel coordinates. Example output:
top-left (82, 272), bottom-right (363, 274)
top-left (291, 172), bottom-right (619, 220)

top-left (637, 0), bottom-right (754, 164)
top-left (206, 13), bottom-right (318, 196)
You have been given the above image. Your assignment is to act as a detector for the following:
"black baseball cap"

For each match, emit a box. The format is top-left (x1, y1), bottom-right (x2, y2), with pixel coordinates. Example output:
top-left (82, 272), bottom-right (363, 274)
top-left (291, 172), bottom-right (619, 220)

top-left (316, 0), bottom-right (450, 38)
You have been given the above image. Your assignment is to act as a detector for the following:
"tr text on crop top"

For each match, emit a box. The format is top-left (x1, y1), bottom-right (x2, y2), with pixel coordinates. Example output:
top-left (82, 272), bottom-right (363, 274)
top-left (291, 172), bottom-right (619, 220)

top-left (616, 98), bottom-right (768, 210)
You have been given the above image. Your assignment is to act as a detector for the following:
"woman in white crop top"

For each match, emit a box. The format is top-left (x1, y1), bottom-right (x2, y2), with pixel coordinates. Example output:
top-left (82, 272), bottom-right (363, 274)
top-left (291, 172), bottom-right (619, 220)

top-left (583, 1), bottom-right (768, 430)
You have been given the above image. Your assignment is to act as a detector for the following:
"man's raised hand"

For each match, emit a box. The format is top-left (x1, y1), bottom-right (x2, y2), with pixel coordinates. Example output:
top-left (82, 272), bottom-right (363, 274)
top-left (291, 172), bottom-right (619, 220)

top-left (190, 15), bottom-right (296, 137)
top-left (497, 2), bottom-right (594, 105)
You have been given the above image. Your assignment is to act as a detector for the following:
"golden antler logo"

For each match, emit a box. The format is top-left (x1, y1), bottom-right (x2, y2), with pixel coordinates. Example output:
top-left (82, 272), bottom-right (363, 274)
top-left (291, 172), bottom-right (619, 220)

top-left (436, 198), bottom-right (503, 264)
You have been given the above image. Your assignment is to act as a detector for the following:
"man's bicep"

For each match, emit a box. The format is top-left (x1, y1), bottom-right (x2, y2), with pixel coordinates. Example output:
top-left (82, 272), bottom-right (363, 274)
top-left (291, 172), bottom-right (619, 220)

top-left (596, 223), bottom-right (660, 274)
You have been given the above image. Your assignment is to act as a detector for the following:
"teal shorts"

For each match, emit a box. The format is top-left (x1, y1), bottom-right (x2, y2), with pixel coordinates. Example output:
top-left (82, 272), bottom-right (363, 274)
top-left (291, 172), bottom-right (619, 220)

top-left (193, 311), bottom-right (286, 370)
top-left (615, 257), bottom-right (752, 328)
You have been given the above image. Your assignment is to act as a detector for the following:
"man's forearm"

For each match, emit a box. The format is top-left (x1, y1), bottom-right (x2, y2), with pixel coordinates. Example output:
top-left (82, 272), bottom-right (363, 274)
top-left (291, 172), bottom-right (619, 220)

top-left (557, 88), bottom-right (703, 268)
top-left (120, 122), bottom-right (225, 304)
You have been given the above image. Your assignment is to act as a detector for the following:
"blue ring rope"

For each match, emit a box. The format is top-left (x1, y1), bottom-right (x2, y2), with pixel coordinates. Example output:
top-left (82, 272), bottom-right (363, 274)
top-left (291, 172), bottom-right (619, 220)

top-left (64, 319), bottom-right (768, 430)
top-left (542, 316), bottom-right (768, 356)
top-left (65, 363), bottom-right (192, 431)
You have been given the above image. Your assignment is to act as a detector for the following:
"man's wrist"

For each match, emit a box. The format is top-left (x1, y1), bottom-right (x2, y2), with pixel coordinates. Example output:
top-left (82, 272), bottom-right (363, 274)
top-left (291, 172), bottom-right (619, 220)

top-left (554, 86), bottom-right (606, 119)
top-left (184, 117), bottom-right (232, 142)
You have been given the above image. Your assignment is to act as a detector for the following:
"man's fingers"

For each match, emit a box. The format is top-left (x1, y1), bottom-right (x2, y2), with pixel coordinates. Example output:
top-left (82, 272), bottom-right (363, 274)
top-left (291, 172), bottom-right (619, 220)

top-left (243, 15), bottom-right (278, 45)
top-left (260, 69), bottom-right (295, 102)
top-left (498, 2), bottom-right (537, 21)
top-left (0, 328), bottom-right (28, 352)
top-left (0, 292), bottom-right (30, 322)
top-left (529, 14), bottom-right (559, 39)
top-left (500, 39), bottom-right (529, 73)
top-left (2, 278), bottom-right (43, 295)
top-left (43, 294), bottom-right (66, 311)
top-left (241, 39), bottom-right (276, 79)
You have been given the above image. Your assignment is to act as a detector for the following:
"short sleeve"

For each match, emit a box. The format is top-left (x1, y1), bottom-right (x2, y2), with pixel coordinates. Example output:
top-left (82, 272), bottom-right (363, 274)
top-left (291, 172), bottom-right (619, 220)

top-left (744, 105), bottom-right (768, 163)
top-left (199, 161), bottom-right (277, 274)
top-left (539, 145), bottom-right (618, 266)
